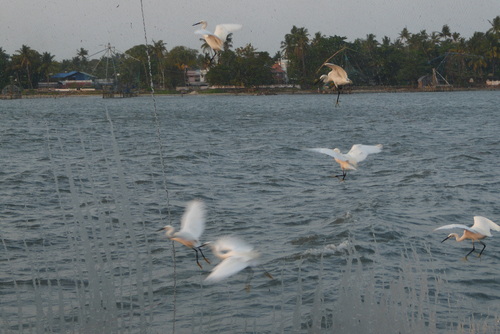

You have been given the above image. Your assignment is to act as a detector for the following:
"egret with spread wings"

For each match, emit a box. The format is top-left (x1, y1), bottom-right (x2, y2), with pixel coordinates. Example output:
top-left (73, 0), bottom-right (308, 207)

top-left (307, 144), bottom-right (383, 180)
top-left (205, 236), bottom-right (273, 289)
top-left (435, 216), bottom-right (500, 260)
top-left (193, 20), bottom-right (242, 62)
top-left (317, 63), bottom-right (352, 106)
top-left (158, 200), bottom-right (211, 268)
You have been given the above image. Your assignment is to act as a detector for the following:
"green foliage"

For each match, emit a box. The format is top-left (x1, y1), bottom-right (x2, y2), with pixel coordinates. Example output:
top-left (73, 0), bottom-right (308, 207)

top-left (0, 15), bottom-right (499, 90)
top-left (0, 47), bottom-right (10, 88)
top-left (205, 44), bottom-right (274, 86)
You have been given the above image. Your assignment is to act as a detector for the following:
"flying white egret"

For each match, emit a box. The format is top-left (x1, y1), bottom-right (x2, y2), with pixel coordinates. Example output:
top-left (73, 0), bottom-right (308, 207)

top-left (307, 144), bottom-right (383, 180)
top-left (317, 63), bottom-right (352, 106)
top-left (205, 236), bottom-right (273, 288)
top-left (435, 216), bottom-right (500, 260)
top-left (158, 200), bottom-right (211, 269)
top-left (193, 20), bottom-right (242, 55)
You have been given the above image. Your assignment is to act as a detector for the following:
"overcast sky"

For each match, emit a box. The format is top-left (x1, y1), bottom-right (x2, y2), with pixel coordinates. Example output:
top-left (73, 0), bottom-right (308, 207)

top-left (1, 0), bottom-right (498, 61)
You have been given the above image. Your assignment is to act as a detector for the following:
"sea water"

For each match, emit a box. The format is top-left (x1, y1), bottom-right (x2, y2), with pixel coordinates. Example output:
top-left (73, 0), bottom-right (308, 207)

top-left (1, 91), bottom-right (499, 333)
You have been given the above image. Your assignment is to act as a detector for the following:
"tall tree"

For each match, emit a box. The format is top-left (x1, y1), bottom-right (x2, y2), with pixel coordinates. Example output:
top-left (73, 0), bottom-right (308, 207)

top-left (486, 16), bottom-right (500, 76)
top-left (151, 40), bottom-right (167, 89)
top-left (39, 52), bottom-right (56, 82)
top-left (77, 48), bottom-right (88, 62)
top-left (467, 32), bottom-right (489, 76)
top-left (398, 27), bottom-right (411, 45)
top-left (120, 44), bottom-right (150, 88)
top-left (12, 45), bottom-right (40, 89)
top-left (0, 47), bottom-right (11, 88)
top-left (487, 16), bottom-right (500, 35)
top-left (439, 24), bottom-right (452, 41)
top-left (165, 46), bottom-right (198, 87)
top-left (281, 26), bottom-right (310, 84)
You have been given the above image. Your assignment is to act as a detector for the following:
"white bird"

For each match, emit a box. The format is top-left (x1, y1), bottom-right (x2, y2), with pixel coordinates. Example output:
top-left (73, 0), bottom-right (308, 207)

top-left (205, 236), bottom-right (273, 286)
top-left (318, 63), bottom-right (352, 106)
top-left (435, 216), bottom-right (500, 259)
top-left (158, 200), bottom-right (210, 268)
top-left (193, 20), bottom-right (242, 53)
top-left (307, 144), bottom-right (383, 180)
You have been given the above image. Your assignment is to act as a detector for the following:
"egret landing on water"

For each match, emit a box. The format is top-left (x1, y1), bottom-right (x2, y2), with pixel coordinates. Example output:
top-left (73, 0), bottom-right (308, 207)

top-left (316, 63), bottom-right (352, 106)
top-left (435, 216), bottom-right (500, 260)
top-left (205, 236), bottom-right (273, 290)
top-left (193, 20), bottom-right (242, 61)
top-left (158, 200), bottom-right (211, 269)
top-left (307, 144), bottom-right (383, 180)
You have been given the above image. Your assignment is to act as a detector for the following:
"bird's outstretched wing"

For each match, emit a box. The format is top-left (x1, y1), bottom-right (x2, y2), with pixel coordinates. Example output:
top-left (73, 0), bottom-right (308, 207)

top-left (323, 63), bottom-right (346, 75)
top-left (434, 224), bottom-right (477, 234)
top-left (212, 236), bottom-right (254, 259)
top-left (194, 29), bottom-right (214, 37)
top-left (205, 257), bottom-right (250, 283)
top-left (307, 148), bottom-right (346, 161)
top-left (347, 144), bottom-right (383, 163)
top-left (471, 216), bottom-right (500, 237)
top-left (213, 24), bottom-right (242, 41)
top-left (179, 200), bottom-right (206, 240)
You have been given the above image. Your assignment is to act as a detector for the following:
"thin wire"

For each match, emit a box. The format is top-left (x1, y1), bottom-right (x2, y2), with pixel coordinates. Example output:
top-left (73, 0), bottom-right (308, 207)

top-left (139, 0), bottom-right (176, 332)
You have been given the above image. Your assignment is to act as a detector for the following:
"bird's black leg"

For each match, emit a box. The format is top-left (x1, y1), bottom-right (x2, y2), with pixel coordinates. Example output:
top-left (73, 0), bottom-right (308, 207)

top-left (478, 241), bottom-right (486, 257)
top-left (259, 265), bottom-right (274, 280)
top-left (193, 249), bottom-right (203, 269)
top-left (335, 170), bottom-right (347, 181)
top-left (197, 246), bottom-right (211, 264)
top-left (209, 51), bottom-right (221, 65)
top-left (464, 241), bottom-right (476, 259)
top-left (245, 268), bottom-right (255, 292)
top-left (335, 90), bottom-right (341, 106)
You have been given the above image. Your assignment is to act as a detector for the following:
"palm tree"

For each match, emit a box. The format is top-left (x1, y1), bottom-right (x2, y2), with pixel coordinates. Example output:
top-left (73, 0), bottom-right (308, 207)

top-left (151, 40), bottom-right (167, 88)
top-left (14, 45), bottom-right (39, 89)
top-left (451, 32), bottom-right (462, 44)
top-left (40, 52), bottom-right (55, 82)
top-left (438, 24), bottom-right (452, 41)
top-left (398, 27), bottom-right (411, 45)
top-left (71, 48), bottom-right (89, 72)
top-left (363, 34), bottom-right (379, 54)
top-left (0, 47), bottom-right (11, 87)
top-left (281, 26), bottom-right (309, 81)
top-left (77, 48), bottom-right (88, 61)
top-left (486, 16), bottom-right (500, 76)
top-left (467, 32), bottom-right (488, 77)
top-left (223, 33), bottom-right (234, 50)
top-left (487, 16), bottom-right (500, 35)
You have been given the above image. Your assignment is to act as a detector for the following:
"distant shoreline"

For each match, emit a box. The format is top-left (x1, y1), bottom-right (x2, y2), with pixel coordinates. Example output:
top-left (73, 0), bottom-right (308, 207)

top-left (6, 85), bottom-right (499, 99)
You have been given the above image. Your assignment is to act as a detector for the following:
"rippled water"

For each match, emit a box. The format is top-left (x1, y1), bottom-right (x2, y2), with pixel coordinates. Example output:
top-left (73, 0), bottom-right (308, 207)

top-left (1, 91), bottom-right (499, 333)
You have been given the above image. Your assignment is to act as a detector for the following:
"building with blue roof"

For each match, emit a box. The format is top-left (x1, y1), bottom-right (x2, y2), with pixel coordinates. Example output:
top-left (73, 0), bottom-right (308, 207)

top-left (51, 71), bottom-right (96, 81)
top-left (48, 71), bottom-right (97, 89)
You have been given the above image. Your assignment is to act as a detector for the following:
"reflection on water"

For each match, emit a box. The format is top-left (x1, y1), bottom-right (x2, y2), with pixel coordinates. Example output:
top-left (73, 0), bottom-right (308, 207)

top-left (1, 92), bottom-right (500, 332)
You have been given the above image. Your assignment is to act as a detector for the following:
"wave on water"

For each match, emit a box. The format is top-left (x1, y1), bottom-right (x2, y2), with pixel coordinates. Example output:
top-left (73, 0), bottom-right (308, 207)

top-left (303, 240), bottom-right (351, 256)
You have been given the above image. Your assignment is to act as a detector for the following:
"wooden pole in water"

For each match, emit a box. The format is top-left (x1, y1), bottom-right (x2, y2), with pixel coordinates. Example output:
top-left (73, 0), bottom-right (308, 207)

top-left (315, 46), bottom-right (347, 74)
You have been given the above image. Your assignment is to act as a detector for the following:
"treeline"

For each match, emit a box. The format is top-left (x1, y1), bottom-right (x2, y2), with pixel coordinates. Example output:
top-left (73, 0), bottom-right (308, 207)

top-left (0, 16), bottom-right (498, 90)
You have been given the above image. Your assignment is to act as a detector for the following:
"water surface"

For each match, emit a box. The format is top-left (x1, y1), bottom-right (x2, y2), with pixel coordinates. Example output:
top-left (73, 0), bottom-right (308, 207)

top-left (1, 91), bottom-right (499, 332)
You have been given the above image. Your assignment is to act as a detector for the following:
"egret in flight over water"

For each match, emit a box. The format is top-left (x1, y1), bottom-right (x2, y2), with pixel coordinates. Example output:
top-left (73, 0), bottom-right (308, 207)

top-left (193, 20), bottom-right (242, 61)
top-left (307, 144), bottom-right (383, 180)
top-left (205, 236), bottom-right (273, 288)
top-left (435, 216), bottom-right (500, 260)
top-left (317, 63), bottom-right (352, 106)
top-left (158, 200), bottom-right (211, 269)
